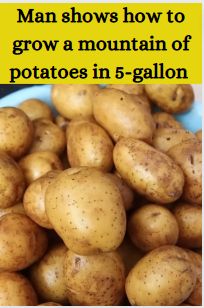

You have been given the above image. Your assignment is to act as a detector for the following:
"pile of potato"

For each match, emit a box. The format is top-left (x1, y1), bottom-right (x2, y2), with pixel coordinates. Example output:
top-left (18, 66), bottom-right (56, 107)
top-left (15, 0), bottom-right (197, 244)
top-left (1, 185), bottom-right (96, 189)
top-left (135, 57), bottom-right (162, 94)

top-left (0, 84), bottom-right (201, 306)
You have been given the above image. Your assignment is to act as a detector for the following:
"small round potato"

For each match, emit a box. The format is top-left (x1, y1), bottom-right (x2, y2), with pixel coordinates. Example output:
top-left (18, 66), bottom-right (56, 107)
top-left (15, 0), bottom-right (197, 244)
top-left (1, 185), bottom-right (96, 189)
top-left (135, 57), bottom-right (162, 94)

top-left (153, 112), bottom-right (183, 129)
top-left (67, 119), bottom-right (114, 172)
top-left (167, 139), bottom-right (202, 205)
top-left (0, 202), bottom-right (25, 218)
top-left (29, 118), bottom-right (66, 155)
top-left (173, 203), bottom-right (202, 248)
top-left (145, 85), bottom-right (194, 113)
top-left (0, 107), bottom-right (34, 158)
top-left (93, 88), bottom-right (155, 143)
top-left (0, 213), bottom-right (48, 271)
top-left (113, 138), bottom-right (184, 204)
top-left (18, 98), bottom-right (53, 121)
top-left (23, 170), bottom-right (61, 229)
top-left (107, 84), bottom-right (145, 95)
top-left (45, 167), bottom-right (126, 255)
top-left (185, 250), bottom-right (202, 306)
top-left (0, 272), bottom-right (38, 306)
top-left (125, 245), bottom-right (196, 306)
top-left (52, 84), bottom-right (99, 119)
top-left (64, 250), bottom-right (125, 305)
top-left (152, 128), bottom-right (196, 153)
top-left (0, 151), bottom-right (25, 209)
top-left (128, 204), bottom-right (179, 251)
top-left (19, 151), bottom-right (63, 184)
top-left (30, 243), bottom-right (68, 305)
top-left (195, 129), bottom-right (202, 141)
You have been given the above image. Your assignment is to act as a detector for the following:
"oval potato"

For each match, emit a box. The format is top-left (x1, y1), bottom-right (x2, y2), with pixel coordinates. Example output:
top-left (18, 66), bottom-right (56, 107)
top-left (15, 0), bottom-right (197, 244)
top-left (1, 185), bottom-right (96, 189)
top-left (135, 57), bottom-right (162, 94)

top-left (18, 98), bottom-right (53, 121)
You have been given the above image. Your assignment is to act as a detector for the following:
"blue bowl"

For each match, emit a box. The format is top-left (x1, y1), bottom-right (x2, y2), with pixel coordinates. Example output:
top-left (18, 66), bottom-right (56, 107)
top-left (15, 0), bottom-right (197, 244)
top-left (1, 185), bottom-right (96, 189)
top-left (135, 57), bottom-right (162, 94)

top-left (0, 85), bottom-right (202, 133)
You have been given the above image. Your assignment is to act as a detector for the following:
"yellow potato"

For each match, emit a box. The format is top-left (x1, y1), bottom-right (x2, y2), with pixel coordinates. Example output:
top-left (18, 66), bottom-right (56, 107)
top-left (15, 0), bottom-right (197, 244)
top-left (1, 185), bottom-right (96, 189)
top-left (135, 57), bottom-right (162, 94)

top-left (67, 119), bottom-right (114, 172)
top-left (145, 84), bottom-right (194, 113)
top-left (0, 151), bottom-right (25, 209)
top-left (0, 107), bottom-right (34, 158)
top-left (185, 249), bottom-right (202, 306)
top-left (30, 243), bottom-right (68, 305)
top-left (195, 129), bottom-right (202, 141)
top-left (113, 138), bottom-right (184, 204)
top-left (29, 118), bottom-right (66, 155)
top-left (153, 112), bottom-right (183, 129)
top-left (45, 167), bottom-right (126, 255)
top-left (125, 245), bottom-right (196, 306)
top-left (52, 84), bottom-right (99, 119)
top-left (0, 272), bottom-right (38, 306)
top-left (152, 128), bottom-right (196, 153)
top-left (128, 204), bottom-right (179, 251)
top-left (23, 170), bottom-right (61, 229)
top-left (93, 88), bottom-right (155, 143)
top-left (167, 139), bottom-right (202, 205)
top-left (64, 250), bottom-right (125, 305)
top-left (173, 203), bottom-right (202, 248)
top-left (19, 151), bottom-right (63, 184)
top-left (106, 173), bottom-right (134, 211)
top-left (0, 213), bottom-right (48, 271)
top-left (0, 202), bottom-right (25, 218)
top-left (18, 98), bottom-right (53, 121)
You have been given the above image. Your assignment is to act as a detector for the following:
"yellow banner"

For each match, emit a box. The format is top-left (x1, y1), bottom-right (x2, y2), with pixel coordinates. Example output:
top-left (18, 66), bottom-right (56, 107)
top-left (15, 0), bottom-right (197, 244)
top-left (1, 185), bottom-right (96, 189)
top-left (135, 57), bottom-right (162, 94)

top-left (0, 3), bottom-right (202, 84)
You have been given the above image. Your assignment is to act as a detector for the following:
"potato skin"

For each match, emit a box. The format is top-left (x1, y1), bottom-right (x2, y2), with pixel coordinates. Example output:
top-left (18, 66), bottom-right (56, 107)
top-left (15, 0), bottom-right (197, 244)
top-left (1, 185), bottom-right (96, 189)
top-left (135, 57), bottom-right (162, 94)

top-left (0, 151), bottom-right (25, 209)
top-left (153, 128), bottom-right (196, 153)
top-left (185, 250), bottom-right (202, 306)
top-left (113, 138), bottom-right (184, 204)
top-left (0, 202), bottom-right (25, 218)
top-left (167, 139), bottom-right (202, 205)
top-left (173, 203), bottom-right (202, 248)
top-left (145, 85), bottom-right (194, 113)
top-left (52, 84), bottom-right (99, 120)
top-left (38, 303), bottom-right (61, 306)
top-left (30, 243), bottom-right (68, 305)
top-left (153, 112), bottom-right (183, 129)
top-left (19, 151), bottom-right (63, 184)
top-left (45, 168), bottom-right (126, 255)
top-left (107, 84), bottom-right (145, 95)
top-left (64, 250), bottom-right (125, 305)
top-left (23, 170), bottom-right (61, 229)
top-left (67, 119), bottom-right (114, 172)
top-left (29, 118), bottom-right (66, 155)
top-left (195, 129), bottom-right (202, 141)
top-left (0, 213), bottom-right (48, 271)
top-left (0, 107), bottom-right (34, 159)
top-left (93, 88), bottom-right (155, 143)
top-left (18, 98), bottom-right (53, 121)
top-left (128, 204), bottom-right (179, 251)
top-left (125, 245), bottom-right (196, 306)
top-left (0, 272), bottom-right (38, 306)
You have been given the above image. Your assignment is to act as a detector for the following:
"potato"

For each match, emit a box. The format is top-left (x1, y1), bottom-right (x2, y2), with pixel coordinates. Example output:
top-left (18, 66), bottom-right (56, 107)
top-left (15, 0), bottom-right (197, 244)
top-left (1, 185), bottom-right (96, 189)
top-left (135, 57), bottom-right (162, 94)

top-left (30, 243), bottom-right (68, 305)
top-left (45, 167), bottom-right (126, 255)
top-left (0, 202), bottom-right (25, 218)
top-left (128, 204), bottom-right (179, 251)
top-left (67, 119), bottom-right (114, 172)
top-left (106, 173), bottom-right (134, 211)
top-left (64, 250), bottom-right (125, 305)
top-left (153, 112), bottom-right (183, 129)
top-left (125, 245), bottom-right (196, 306)
top-left (195, 129), bottom-right (202, 141)
top-left (0, 107), bottom-right (34, 158)
top-left (117, 236), bottom-right (144, 275)
top-left (145, 85), bottom-right (194, 113)
top-left (0, 151), bottom-right (25, 209)
top-left (185, 250), bottom-right (202, 306)
top-left (167, 139), bottom-right (202, 205)
top-left (173, 203), bottom-right (202, 248)
top-left (52, 84), bottom-right (99, 119)
top-left (93, 88), bottom-right (155, 143)
top-left (113, 138), bottom-right (184, 204)
top-left (29, 118), bottom-right (66, 155)
top-left (23, 170), bottom-right (61, 229)
top-left (18, 98), bottom-right (53, 121)
top-left (107, 84), bottom-right (145, 95)
top-left (19, 151), bottom-right (63, 184)
top-left (152, 128), bottom-right (196, 153)
top-left (0, 213), bottom-right (48, 271)
top-left (0, 272), bottom-right (38, 306)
